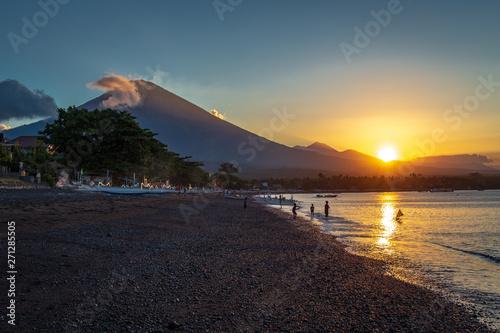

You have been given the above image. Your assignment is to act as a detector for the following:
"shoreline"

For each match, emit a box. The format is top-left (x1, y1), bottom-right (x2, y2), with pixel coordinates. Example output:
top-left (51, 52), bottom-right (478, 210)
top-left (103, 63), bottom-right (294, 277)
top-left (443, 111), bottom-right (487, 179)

top-left (264, 200), bottom-right (434, 286)
top-left (272, 188), bottom-right (500, 195)
top-left (273, 191), bottom-right (500, 331)
top-left (0, 189), bottom-right (492, 332)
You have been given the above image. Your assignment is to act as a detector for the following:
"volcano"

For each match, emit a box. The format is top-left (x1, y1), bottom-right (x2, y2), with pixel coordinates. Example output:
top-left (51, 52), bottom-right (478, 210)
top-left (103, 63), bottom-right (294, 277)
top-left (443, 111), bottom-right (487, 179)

top-left (79, 80), bottom-right (385, 177)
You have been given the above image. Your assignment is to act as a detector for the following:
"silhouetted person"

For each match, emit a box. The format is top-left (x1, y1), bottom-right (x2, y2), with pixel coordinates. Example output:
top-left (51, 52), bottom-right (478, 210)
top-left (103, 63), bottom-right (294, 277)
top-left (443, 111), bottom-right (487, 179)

top-left (243, 197), bottom-right (248, 211)
top-left (310, 204), bottom-right (315, 217)
top-left (292, 203), bottom-right (297, 219)
top-left (325, 201), bottom-right (330, 218)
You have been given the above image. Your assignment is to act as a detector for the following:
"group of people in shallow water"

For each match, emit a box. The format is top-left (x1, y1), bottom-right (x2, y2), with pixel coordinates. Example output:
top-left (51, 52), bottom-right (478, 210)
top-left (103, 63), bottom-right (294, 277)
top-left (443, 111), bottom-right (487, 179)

top-left (292, 201), bottom-right (330, 219)
top-left (244, 197), bottom-right (331, 219)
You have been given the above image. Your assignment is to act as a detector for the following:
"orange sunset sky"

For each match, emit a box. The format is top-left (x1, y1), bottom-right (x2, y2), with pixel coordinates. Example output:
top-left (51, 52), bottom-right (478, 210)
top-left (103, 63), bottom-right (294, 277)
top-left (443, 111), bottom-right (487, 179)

top-left (1, 1), bottom-right (499, 166)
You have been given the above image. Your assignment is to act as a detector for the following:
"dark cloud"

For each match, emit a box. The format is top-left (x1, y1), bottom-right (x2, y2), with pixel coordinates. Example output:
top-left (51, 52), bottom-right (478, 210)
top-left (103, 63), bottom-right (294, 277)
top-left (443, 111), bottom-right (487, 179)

top-left (0, 79), bottom-right (58, 122)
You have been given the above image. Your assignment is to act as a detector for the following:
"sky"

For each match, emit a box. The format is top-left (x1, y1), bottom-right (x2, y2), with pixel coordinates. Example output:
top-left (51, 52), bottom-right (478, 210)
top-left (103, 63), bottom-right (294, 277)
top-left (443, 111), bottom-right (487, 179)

top-left (1, 0), bottom-right (499, 164)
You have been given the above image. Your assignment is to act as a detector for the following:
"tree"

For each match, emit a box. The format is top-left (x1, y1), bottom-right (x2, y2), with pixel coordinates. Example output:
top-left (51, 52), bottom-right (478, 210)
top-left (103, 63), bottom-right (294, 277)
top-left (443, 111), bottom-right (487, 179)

top-left (40, 106), bottom-right (209, 185)
top-left (168, 155), bottom-right (208, 187)
top-left (215, 162), bottom-right (244, 189)
top-left (0, 144), bottom-right (9, 164)
top-left (20, 140), bottom-right (53, 174)
top-left (40, 107), bottom-right (163, 177)
top-left (9, 145), bottom-right (23, 172)
top-left (219, 162), bottom-right (239, 178)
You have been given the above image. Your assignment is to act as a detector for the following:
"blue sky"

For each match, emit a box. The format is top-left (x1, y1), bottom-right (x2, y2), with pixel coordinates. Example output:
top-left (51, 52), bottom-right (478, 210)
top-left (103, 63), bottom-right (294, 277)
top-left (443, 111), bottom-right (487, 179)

top-left (1, 0), bottom-right (499, 161)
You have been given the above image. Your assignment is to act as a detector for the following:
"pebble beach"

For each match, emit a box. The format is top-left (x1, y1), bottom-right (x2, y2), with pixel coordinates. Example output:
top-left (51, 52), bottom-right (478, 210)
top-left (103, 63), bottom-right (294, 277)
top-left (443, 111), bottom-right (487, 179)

top-left (0, 189), bottom-right (493, 332)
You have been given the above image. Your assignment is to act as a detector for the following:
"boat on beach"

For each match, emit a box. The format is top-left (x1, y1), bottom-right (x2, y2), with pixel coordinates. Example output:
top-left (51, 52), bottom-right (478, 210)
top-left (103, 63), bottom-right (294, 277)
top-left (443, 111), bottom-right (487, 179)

top-left (103, 187), bottom-right (176, 195)
top-left (254, 195), bottom-right (297, 206)
top-left (429, 188), bottom-right (454, 192)
top-left (223, 194), bottom-right (246, 200)
top-left (316, 193), bottom-right (338, 198)
top-left (75, 186), bottom-right (177, 195)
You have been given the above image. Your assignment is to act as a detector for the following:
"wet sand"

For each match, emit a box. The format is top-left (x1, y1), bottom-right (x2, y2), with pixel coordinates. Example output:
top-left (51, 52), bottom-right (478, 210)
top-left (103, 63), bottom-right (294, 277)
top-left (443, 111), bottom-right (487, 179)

top-left (0, 189), bottom-right (492, 332)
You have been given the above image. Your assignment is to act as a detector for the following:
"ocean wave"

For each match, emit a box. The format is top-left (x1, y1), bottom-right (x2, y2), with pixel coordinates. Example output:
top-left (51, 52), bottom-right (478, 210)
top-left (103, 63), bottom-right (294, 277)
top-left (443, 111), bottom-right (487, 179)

top-left (432, 242), bottom-right (500, 264)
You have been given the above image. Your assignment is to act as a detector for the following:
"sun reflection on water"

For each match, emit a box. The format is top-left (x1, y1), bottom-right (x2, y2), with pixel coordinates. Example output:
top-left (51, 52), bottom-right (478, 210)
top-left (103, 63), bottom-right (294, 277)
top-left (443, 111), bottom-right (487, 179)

top-left (377, 194), bottom-right (399, 251)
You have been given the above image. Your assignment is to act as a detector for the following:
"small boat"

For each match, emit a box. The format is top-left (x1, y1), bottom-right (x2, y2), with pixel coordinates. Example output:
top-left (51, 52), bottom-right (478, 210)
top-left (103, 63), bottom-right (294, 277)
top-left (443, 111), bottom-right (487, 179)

top-left (100, 188), bottom-right (150, 195)
top-left (316, 193), bottom-right (338, 198)
top-left (224, 194), bottom-right (246, 200)
top-left (396, 209), bottom-right (404, 221)
top-left (429, 188), bottom-right (454, 192)
top-left (255, 195), bottom-right (297, 206)
top-left (76, 186), bottom-right (175, 195)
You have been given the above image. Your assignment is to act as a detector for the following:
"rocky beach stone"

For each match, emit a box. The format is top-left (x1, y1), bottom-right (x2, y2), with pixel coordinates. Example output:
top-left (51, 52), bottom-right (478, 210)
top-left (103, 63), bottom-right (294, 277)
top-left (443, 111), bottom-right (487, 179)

top-left (0, 189), bottom-right (493, 332)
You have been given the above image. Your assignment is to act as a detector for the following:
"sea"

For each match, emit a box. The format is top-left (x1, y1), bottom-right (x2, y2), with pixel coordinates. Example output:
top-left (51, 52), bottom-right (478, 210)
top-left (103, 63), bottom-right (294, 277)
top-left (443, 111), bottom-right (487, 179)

top-left (276, 190), bottom-right (500, 330)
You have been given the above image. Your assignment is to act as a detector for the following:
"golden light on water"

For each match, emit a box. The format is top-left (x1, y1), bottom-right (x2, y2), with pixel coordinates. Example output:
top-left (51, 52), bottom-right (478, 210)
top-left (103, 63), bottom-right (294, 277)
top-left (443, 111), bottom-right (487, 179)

top-left (377, 193), bottom-right (399, 249)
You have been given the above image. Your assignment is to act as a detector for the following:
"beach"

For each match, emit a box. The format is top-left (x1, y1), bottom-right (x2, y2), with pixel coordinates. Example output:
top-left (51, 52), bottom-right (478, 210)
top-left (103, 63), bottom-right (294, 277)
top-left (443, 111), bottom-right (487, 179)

top-left (0, 189), bottom-right (492, 332)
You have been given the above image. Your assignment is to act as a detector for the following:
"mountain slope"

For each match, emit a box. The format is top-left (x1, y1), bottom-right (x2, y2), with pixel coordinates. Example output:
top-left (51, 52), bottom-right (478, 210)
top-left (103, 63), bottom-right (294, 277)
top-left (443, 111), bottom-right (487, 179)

top-left (1, 117), bottom-right (55, 139)
top-left (79, 80), bottom-right (385, 175)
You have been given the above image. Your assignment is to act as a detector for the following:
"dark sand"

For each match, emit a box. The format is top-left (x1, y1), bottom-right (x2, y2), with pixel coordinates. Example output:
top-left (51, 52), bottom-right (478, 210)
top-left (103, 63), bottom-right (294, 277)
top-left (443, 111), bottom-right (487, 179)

top-left (0, 189), bottom-right (492, 332)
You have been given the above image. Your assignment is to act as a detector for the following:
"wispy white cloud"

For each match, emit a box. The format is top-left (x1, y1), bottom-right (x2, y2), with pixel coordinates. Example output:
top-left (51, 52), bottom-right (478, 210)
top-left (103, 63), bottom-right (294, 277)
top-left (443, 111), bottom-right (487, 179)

top-left (210, 109), bottom-right (226, 120)
top-left (129, 65), bottom-right (170, 86)
top-left (132, 66), bottom-right (230, 104)
top-left (0, 124), bottom-right (12, 131)
top-left (87, 75), bottom-right (143, 109)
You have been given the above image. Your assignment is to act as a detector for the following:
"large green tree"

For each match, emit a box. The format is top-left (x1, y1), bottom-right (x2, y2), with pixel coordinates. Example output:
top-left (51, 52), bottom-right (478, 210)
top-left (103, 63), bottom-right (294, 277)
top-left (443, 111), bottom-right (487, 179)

top-left (214, 162), bottom-right (244, 189)
top-left (40, 106), bottom-right (208, 185)
top-left (169, 155), bottom-right (209, 186)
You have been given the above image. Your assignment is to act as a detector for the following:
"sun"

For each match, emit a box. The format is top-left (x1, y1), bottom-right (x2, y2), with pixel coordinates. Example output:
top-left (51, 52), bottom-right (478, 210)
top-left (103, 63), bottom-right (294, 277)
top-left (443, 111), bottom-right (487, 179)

top-left (378, 146), bottom-right (398, 162)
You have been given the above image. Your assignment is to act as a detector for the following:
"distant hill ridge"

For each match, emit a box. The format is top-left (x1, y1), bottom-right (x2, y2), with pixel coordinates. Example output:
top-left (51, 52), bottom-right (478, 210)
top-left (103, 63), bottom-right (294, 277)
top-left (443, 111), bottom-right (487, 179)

top-left (293, 142), bottom-right (380, 162)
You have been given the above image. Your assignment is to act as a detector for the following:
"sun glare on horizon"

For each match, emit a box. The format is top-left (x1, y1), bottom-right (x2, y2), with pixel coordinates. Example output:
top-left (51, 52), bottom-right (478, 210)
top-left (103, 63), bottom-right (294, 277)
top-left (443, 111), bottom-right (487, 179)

top-left (378, 146), bottom-right (398, 162)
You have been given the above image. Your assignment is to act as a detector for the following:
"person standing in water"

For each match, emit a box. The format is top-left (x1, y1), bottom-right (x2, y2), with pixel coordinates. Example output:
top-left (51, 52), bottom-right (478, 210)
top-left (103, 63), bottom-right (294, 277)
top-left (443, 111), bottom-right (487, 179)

top-left (310, 204), bottom-right (315, 217)
top-left (292, 203), bottom-right (297, 219)
top-left (244, 197), bottom-right (248, 211)
top-left (325, 201), bottom-right (330, 218)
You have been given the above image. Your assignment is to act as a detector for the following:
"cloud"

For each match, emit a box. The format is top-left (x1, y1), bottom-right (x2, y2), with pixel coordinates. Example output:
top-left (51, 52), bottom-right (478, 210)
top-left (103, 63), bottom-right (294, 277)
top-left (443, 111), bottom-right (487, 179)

top-left (0, 79), bottom-right (58, 122)
top-left (210, 109), bottom-right (226, 120)
top-left (0, 124), bottom-right (12, 131)
top-left (138, 71), bottom-right (230, 105)
top-left (414, 154), bottom-right (495, 169)
top-left (419, 154), bottom-right (493, 164)
top-left (87, 75), bottom-right (143, 109)
top-left (129, 64), bottom-right (170, 86)
top-left (484, 152), bottom-right (500, 168)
